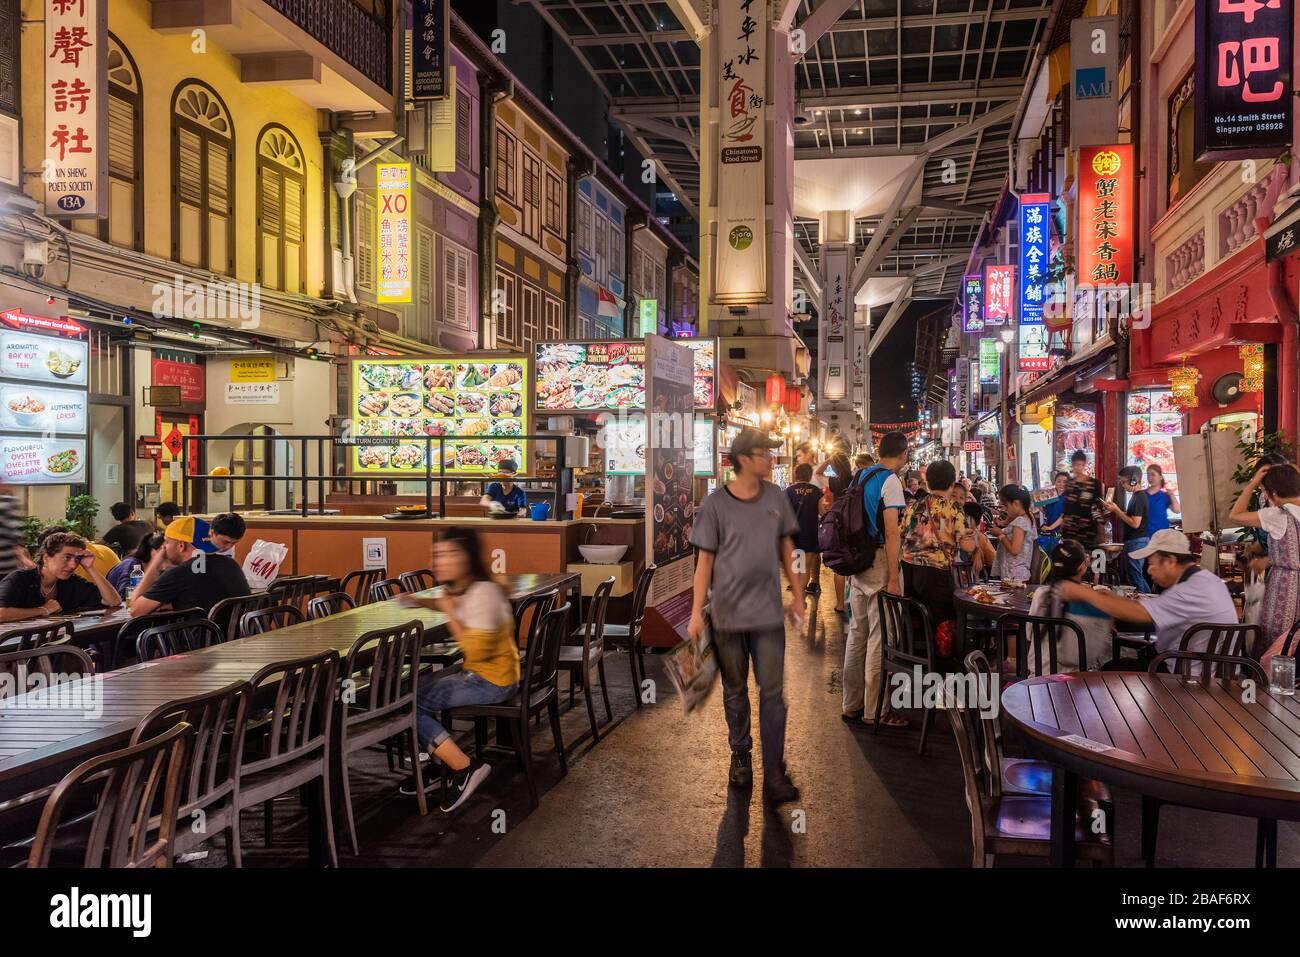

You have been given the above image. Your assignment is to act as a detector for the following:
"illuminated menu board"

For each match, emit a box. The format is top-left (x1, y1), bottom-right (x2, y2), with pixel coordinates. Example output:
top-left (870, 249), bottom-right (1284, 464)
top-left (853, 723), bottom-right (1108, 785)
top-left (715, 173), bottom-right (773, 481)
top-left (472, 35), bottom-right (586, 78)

top-left (535, 338), bottom-right (717, 412)
top-left (350, 356), bottom-right (529, 475)
top-left (604, 417), bottom-right (715, 476)
top-left (0, 310), bottom-right (88, 485)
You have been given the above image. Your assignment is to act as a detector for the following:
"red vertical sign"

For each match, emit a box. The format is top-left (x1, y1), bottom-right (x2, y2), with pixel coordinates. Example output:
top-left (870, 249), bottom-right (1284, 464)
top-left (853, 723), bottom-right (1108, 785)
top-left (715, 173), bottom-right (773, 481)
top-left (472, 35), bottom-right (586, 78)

top-left (1077, 145), bottom-right (1134, 288)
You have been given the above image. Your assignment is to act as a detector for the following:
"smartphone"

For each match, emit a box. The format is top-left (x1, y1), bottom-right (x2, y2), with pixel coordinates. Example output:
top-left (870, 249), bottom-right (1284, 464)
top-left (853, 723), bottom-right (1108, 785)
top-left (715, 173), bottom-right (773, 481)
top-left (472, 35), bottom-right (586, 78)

top-left (1104, 486), bottom-right (1115, 503)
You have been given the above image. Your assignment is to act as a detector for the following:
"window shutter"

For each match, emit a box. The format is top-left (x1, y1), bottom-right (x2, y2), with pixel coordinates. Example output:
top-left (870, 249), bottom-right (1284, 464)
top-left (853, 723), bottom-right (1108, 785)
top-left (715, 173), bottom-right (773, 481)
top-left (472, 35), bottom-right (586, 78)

top-left (356, 197), bottom-right (375, 292)
top-left (107, 96), bottom-right (134, 177)
top-left (456, 93), bottom-right (472, 170)
top-left (176, 128), bottom-right (202, 207)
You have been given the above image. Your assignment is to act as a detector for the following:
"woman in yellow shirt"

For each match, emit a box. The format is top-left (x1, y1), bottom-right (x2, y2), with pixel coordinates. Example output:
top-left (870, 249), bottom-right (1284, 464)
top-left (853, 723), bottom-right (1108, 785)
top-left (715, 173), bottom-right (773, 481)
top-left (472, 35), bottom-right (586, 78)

top-left (400, 526), bottom-right (519, 813)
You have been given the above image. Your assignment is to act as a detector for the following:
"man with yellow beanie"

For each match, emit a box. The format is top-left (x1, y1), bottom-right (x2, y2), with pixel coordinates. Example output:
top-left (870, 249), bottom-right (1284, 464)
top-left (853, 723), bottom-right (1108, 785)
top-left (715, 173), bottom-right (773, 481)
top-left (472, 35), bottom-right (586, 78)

top-left (129, 516), bottom-right (249, 617)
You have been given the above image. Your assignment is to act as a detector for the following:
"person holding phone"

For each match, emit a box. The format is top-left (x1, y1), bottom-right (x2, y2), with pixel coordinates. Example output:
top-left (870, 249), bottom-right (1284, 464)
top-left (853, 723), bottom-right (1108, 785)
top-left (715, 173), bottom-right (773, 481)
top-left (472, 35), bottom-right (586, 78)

top-left (0, 532), bottom-right (122, 622)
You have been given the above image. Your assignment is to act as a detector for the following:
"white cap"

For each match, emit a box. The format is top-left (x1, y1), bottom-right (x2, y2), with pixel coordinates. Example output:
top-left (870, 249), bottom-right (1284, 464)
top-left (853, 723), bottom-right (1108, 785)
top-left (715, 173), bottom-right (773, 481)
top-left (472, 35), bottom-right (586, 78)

top-left (1129, 528), bottom-right (1192, 560)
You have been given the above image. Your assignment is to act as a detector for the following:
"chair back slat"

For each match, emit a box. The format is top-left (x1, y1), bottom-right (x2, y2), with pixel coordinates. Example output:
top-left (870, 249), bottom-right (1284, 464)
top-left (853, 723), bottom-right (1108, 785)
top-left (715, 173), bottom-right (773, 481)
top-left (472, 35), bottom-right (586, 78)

top-left (136, 619), bottom-right (224, 662)
top-left (369, 578), bottom-right (405, 604)
top-left (995, 612), bottom-right (1087, 678)
top-left (951, 564), bottom-right (976, 590)
top-left (877, 591), bottom-right (936, 670)
top-left (209, 593), bottom-right (274, 644)
top-left (238, 603), bottom-right (305, 637)
top-left (1, 620), bottom-right (74, 653)
top-left (343, 620), bottom-right (423, 722)
top-left (341, 568), bottom-right (385, 605)
top-left (1150, 650), bottom-right (1266, 682)
top-left (268, 575), bottom-right (338, 614)
top-left (513, 589), bottom-right (558, 649)
top-left (398, 569), bottom-right (436, 594)
top-left (582, 577), bottom-right (616, 661)
top-left (521, 603), bottom-right (570, 705)
top-left (307, 591), bottom-right (356, 620)
top-left (0, 645), bottom-right (95, 702)
top-left (28, 721), bottom-right (193, 868)
top-left (630, 563), bottom-right (657, 626)
top-left (1179, 622), bottom-right (1260, 661)
top-left (244, 651), bottom-right (339, 771)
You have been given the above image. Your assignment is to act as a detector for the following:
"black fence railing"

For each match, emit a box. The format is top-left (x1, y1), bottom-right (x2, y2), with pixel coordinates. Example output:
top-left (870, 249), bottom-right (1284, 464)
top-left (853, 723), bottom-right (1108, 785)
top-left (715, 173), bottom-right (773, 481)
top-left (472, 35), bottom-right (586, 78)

top-left (262, 0), bottom-right (392, 90)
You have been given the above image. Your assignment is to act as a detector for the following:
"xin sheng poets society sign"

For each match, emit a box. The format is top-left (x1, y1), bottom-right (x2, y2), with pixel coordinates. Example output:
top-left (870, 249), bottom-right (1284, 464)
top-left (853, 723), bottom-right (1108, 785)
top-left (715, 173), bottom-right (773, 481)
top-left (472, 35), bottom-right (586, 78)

top-left (44, 0), bottom-right (108, 218)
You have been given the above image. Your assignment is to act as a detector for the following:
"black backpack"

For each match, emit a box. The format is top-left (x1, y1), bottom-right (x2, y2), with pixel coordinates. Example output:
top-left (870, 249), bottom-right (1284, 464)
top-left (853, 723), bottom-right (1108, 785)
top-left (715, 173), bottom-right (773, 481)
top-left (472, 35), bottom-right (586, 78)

top-left (817, 466), bottom-right (889, 576)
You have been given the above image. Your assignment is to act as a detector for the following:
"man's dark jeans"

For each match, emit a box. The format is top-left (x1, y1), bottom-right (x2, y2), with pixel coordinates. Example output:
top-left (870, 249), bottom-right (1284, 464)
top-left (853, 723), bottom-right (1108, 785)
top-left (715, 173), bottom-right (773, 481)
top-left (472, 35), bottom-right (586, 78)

top-left (713, 626), bottom-right (787, 777)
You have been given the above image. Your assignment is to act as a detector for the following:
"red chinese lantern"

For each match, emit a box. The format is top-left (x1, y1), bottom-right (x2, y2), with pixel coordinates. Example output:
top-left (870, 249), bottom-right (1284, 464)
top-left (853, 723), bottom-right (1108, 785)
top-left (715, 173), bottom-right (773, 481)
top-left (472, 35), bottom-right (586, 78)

top-left (783, 387), bottom-right (802, 416)
top-left (764, 374), bottom-right (785, 408)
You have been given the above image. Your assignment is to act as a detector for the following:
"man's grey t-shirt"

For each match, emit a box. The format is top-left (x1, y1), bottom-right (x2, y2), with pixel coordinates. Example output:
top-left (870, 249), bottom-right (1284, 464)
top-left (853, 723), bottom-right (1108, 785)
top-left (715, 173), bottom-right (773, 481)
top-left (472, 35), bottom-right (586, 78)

top-left (691, 480), bottom-right (799, 632)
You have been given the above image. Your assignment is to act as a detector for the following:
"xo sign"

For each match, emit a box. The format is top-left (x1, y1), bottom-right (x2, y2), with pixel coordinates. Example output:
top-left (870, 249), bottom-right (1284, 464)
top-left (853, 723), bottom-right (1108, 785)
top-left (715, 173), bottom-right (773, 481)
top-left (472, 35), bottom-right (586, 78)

top-left (381, 192), bottom-right (408, 214)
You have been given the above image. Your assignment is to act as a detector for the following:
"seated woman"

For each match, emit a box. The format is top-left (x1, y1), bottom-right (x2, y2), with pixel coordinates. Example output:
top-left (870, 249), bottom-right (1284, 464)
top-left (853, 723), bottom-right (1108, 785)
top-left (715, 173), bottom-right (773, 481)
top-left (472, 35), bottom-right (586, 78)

top-left (398, 526), bottom-right (521, 813)
top-left (1027, 539), bottom-right (1114, 673)
top-left (959, 501), bottom-right (997, 578)
top-left (0, 531), bottom-right (123, 623)
top-left (106, 532), bottom-right (163, 597)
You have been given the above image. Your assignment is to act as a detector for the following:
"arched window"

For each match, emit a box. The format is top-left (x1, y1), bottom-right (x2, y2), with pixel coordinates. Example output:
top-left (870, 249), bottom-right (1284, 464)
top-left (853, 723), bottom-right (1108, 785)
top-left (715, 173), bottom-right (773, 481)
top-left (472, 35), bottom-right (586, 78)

top-left (76, 34), bottom-right (143, 250)
top-left (256, 124), bottom-right (306, 292)
top-left (171, 80), bottom-right (234, 274)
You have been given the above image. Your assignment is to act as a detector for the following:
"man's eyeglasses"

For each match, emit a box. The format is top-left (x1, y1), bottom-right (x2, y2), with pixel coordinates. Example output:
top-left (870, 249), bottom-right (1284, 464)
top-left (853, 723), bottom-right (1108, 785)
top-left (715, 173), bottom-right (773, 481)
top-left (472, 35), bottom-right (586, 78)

top-left (741, 448), bottom-right (773, 459)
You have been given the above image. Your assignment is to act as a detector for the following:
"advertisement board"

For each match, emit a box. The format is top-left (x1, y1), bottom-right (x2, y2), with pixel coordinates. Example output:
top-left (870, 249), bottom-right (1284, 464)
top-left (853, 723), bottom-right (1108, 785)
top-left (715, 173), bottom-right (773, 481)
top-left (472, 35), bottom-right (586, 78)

top-left (1018, 194), bottom-right (1051, 372)
top-left (535, 338), bottom-right (716, 413)
top-left (0, 310), bottom-right (88, 485)
top-left (350, 356), bottom-right (529, 475)
top-left (605, 416), bottom-right (715, 476)
top-left (983, 264), bottom-right (1015, 326)
top-left (1126, 390), bottom-right (1182, 494)
top-left (43, 0), bottom-right (108, 218)
top-left (376, 163), bottom-right (413, 303)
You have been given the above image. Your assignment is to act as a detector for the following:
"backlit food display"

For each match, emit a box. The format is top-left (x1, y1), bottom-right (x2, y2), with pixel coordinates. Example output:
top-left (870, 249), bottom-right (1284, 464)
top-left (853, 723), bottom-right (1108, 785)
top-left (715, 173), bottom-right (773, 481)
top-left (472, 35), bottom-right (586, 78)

top-left (605, 417), bottom-right (714, 476)
top-left (534, 338), bottom-right (717, 412)
top-left (1126, 390), bottom-right (1181, 492)
top-left (0, 384), bottom-right (87, 434)
top-left (350, 357), bottom-right (529, 474)
top-left (1, 330), bottom-right (88, 386)
top-left (0, 437), bottom-right (86, 484)
top-left (1053, 404), bottom-right (1095, 474)
top-left (0, 316), bottom-right (89, 485)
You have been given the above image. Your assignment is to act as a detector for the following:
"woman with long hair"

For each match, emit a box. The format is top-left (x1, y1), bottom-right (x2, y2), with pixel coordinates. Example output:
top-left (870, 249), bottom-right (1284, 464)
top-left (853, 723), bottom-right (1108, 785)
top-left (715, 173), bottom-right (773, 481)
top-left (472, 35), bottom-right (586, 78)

top-left (107, 531), bottom-right (163, 597)
top-left (1231, 463), bottom-right (1300, 663)
top-left (1027, 538), bottom-right (1113, 672)
top-left (399, 526), bottom-right (520, 812)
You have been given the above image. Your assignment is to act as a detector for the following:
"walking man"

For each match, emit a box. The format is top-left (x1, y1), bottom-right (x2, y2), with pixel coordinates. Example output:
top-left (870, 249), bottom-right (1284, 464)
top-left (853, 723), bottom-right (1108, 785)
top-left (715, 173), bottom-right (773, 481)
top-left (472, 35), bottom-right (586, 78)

top-left (689, 427), bottom-right (804, 803)
top-left (842, 432), bottom-right (908, 726)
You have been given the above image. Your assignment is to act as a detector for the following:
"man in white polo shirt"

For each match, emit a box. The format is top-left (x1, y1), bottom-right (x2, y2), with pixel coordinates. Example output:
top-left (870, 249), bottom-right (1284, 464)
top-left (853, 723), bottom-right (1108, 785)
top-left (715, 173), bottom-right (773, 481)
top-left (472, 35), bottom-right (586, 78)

top-left (1056, 528), bottom-right (1238, 669)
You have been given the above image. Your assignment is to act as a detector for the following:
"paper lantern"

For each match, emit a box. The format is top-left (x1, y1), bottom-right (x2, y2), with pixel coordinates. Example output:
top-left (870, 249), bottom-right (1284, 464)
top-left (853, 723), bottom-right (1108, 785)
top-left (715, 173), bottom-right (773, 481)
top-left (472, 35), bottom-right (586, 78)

top-left (1240, 344), bottom-right (1264, 393)
top-left (783, 387), bottom-right (802, 416)
top-left (1168, 363), bottom-right (1201, 409)
top-left (765, 374), bottom-right (785, 407)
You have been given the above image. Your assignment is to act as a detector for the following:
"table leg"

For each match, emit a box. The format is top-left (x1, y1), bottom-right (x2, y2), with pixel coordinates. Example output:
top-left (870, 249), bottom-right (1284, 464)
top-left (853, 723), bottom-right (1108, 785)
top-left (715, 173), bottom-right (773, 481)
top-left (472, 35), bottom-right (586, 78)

top-left (304, 783), bottom-right (325, 868)
top-left (1049, 763), bottom-right (1077, 868)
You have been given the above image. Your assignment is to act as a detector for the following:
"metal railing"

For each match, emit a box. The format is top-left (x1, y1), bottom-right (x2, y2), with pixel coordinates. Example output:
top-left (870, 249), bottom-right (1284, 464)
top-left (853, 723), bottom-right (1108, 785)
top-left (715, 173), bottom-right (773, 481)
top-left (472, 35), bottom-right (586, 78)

top-left (181, 433), bottom-right (571, 520)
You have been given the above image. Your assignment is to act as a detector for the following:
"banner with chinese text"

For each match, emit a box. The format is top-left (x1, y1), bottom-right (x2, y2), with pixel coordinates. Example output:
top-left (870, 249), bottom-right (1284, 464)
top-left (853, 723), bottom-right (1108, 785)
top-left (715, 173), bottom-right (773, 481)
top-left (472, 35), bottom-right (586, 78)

top-left (819, 245), bottom-right (851, 405)
top-left (983, 264), bottom-right (1015, 326)
top-left (1077, 146), bottom-right (1134, 288)
top-left (376, 163), bottom-right (413, 303)
top-left (44, 0), bottom-right (107, 218)
top-left (1018, 194), bottom-right (1051, 372)
top-left (962, 274), bottom-right (984, 333)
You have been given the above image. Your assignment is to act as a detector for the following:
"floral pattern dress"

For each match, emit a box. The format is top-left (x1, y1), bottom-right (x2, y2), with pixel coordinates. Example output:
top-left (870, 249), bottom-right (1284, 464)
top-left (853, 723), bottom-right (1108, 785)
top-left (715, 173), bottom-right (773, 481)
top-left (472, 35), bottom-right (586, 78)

top-left (1260, 505), bottom-right (1300, 661)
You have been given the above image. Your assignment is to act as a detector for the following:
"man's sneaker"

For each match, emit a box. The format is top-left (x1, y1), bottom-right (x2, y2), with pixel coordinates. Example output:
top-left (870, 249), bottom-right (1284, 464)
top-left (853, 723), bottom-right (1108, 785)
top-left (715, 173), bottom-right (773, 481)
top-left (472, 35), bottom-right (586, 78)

top-left (439, 759), bottom-right (491, 813)
top-left (806, 583), bottom-right (821, 596)
top-left (398, 770), bottom-right (442, 797)
top-left (763, 767), bottom-right (800, 805)
top-left (728, 750), bottom-right (753, 788)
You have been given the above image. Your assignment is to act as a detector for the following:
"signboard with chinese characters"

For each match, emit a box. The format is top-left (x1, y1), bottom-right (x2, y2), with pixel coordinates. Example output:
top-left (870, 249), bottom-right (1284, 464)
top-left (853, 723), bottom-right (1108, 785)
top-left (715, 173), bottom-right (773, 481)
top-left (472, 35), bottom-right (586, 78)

top-left (979, 337), bottom-right (1000, 382)
top-left (1194, 0), bottom-right (1293, 162)
top-left (376, 163), bottom-right (413, 303)
top-left (1018, 194), bottom-right (1051, 372)
top-left (947, 368), bottom-right (959, 418)
top-left (43, 0), bottom-right (107, 218)
top-left (983, 264), bottom-right (1015, 326)
top-left (229, 356), bottom-right (275, 382)
top-left (712, 0), bottom-right (767, 304)
top-left (411, 0), bottom-right (450, 101)
top-left (962, 274), bottom-right (984, 333)
top-left (819, 245), bottom-right (851, 404)
top-left (151, 355), bottom-right (205, 405)
top-left (225, 382), bottom-right (280, 405)
top-left (535, 339), bottom-right (715, 412)
top-left (1070, 16), bottom-right (1119, 148)
top-left (852, 319), bottom-right (866, 412)
top-left (1078, 145), bottom-right (1134, 288)
top-left (0, 309), bottom-right (88, 485)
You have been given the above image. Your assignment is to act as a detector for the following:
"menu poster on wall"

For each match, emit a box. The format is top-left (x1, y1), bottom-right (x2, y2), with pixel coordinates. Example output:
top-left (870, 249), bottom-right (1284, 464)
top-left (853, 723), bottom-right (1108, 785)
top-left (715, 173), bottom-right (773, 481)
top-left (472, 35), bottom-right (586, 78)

top-left (1194, 0), bottom-right (1293, 162)
top-left (534, 339), bottom-right (716, 413)
top-left (1053, 404), bottom-right (1097, 474)
top-left (1126, 390), bottom-right (1182, 494)
top-left (0, 310), bottom-right (89, 485)
top-left (1, 437), bottom-right (85, 485)
top-left (350, 356), bottom-right (529, 474)
top-left (606, 416), bottom-right (715, 476)
top-left (0, 384), bottom-right (87, 433)
top-left (44, 0), bottom-right (108, 218)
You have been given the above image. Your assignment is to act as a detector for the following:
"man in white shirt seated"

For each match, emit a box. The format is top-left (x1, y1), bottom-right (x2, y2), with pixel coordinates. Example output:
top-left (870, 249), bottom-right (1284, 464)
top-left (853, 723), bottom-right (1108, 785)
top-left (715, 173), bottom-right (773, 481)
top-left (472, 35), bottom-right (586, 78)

top-left (1054, 528), bottom-right (1239, 671)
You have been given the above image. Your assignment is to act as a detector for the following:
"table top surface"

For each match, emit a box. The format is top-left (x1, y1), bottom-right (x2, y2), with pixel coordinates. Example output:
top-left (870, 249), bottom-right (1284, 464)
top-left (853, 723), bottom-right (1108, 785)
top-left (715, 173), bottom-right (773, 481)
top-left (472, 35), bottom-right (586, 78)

top-left (0, 607), bottom-right (132, 646)
top-left (0, 572), bottom-right (579, 796)
top-left (1002, 671), bottom-right (1300, 803)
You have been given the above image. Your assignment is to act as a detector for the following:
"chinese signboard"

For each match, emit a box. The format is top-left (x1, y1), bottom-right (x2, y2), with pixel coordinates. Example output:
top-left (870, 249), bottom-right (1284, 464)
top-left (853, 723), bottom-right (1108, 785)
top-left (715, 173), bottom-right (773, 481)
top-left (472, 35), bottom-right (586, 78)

top-left (820, 245), bottom-right (851, 404)
top-left (947, 368), bottom-right (959, 418)
top-left (350, 356), bottom-right (529, 475)
top-left (1070, 16), bottom-right (1119, 148)
top-left (535, 339), bottom-right (716, 412)
top-left (229, 356), bottom-right (275, 382)
top-left (1194, 0), bottom-right (1293, 162)
top-left (962, 274), bottom-right (984, 333)
top-left (713, 0), bottom-right (767, 304)
top-left (43, 0), bottom-right (107, 218)
top-left (983, 264), bottom-right (1015, 326)
top-left (225, 382), bottom-right (280, 405)
top-left (411, 0), bottom-right (450, 100)
top-left (151, 355), bottom-right (205, 405)
top-left (1018, 194), bottom-right (1051, 372)
top-left (0, 309), bottom-right (87, 485)
top-left (1078, 145), bottom-right (1135, 287)
top-left (979, 337), bottom-right (1000, 382)
top-left (376, 163), bottom-right (413, 303)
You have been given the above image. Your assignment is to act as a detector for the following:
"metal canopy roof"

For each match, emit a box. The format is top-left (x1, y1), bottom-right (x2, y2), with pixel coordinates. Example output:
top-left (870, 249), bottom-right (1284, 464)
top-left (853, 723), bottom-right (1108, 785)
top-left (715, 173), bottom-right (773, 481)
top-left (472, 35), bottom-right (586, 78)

top-left (526, 0), bottom-right (1050, 311)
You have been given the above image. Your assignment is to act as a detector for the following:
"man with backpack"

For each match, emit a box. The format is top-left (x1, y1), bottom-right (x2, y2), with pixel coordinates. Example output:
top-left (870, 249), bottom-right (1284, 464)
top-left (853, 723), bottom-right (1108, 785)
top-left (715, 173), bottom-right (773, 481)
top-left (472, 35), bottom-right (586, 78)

top-left (835, 432), bottom-right (908, 725)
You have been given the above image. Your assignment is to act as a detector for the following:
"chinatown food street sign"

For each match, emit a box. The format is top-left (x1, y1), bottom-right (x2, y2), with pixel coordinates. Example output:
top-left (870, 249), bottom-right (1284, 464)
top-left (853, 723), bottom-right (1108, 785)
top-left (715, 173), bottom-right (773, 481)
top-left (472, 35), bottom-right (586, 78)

top-left (962, 275), bottom-right (984, 333)
top-left (1018, 194), bottom-right (1051, 372)
top-left (983, 264), bottom-right (1015, 326)
top-left (712, 0), bottom-right (768, 304)
top-left (1194, 0), bottom-right (1293, 162)
top-left (376, 163), bottom-right (413, 303)
top-left (1078, 146), bottom-right (1134, 288)
top-left (43, 0), bottom-right (108, 218)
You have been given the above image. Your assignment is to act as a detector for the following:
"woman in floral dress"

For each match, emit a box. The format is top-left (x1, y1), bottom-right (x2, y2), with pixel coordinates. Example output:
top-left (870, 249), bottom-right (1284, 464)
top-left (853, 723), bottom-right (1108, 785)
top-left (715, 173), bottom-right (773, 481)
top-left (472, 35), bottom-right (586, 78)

top-left (1230, 464), bottom-right (1300, 661)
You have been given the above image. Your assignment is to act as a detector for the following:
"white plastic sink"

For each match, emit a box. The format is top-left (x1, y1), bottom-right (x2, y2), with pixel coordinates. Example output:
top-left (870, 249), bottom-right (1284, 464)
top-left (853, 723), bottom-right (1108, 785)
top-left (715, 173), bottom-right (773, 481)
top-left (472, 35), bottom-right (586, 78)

top-left (579, 544), bottom-right (628, 564)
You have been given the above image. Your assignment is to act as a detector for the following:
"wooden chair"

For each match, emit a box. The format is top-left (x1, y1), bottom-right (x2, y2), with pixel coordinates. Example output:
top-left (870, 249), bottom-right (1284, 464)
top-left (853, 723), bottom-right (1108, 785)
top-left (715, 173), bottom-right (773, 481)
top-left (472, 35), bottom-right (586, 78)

top-left (26, 721), bottom-right (194, 868)
top-left (336, 620), bottom-right (427, 855)
top-left (136, 618), bottom-right (225, 662)
top-left (307, 592), bottom-right (355, 620)
top-left (514, 589), bottom-right (559, 650)
top-left (209, 593), bottom-right (275, 645)
top-left (341, 568), bottom-right (385, 605)
top-left (558, 577), bottom-right (615, 743)
top-left (582, 563), bottom-right (656, 705)
top-left (238, 604), bottom-right (305, 637)
top-left (398, 569), bottom-right (436, 593)
top-left (129, 681), bottom-right (252, 865)
top-left (994, 612), bottom-right (1088, 678)
top-left (112, 607), bottom-right (206, 669)
top-left (951, 563), bottom-right (977, 589)
top-left (1141, 649), bottom-right (1271, 867)
top-left (1177, 622), bottom-right (1262, 665)
top-left (369, 578), bottom-right (405, 603)
top-left (0, 644), bottom-right (95, 702)
top-left (442, 603), bottom-right (571, 809)
top-left (875, 591), bottom-right (938, 755)
top-left (0, 620), bottom-right (73, 653)
top-left (945, 661), bottom-right (1112, 867)
top-left (1278, 618), bottom-right (1300, 656)
top-left (269, 575), bottom-right (338, 614)
top-left (232, 651), bottom-right (340, 868)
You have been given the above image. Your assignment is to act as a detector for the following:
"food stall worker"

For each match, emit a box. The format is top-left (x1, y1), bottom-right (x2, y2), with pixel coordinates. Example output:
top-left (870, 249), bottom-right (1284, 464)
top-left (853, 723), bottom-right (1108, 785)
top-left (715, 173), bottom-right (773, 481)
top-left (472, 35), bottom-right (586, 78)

top-left (481, 459), bottom-right (527, 514)
top-left (0, 532), bottom-right (122, 622)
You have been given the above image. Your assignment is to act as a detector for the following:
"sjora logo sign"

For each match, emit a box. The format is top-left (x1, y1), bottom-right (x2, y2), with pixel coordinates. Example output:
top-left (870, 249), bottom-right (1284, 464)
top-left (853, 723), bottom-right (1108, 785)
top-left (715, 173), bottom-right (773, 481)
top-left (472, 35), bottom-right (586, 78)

top-left (728, 225), bottom-right (754, 251)
top-left (49, 887), bottom-right (152, 937)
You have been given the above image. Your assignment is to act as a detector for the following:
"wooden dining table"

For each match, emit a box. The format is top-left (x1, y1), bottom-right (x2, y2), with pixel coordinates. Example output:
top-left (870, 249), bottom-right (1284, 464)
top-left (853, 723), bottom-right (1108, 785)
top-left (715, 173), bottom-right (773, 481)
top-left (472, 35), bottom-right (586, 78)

top-left (1002, 671), bottom-right (1300, 866)
top-left (0, 571), bottom-right (581, 811)
top-left (0, 606), bottom-right (132, 651)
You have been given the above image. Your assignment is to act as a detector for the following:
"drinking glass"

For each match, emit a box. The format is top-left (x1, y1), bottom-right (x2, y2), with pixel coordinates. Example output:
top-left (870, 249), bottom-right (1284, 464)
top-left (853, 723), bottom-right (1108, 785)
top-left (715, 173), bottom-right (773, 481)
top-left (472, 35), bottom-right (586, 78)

top-left (1270, 656), bottom-right (1296, 696)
